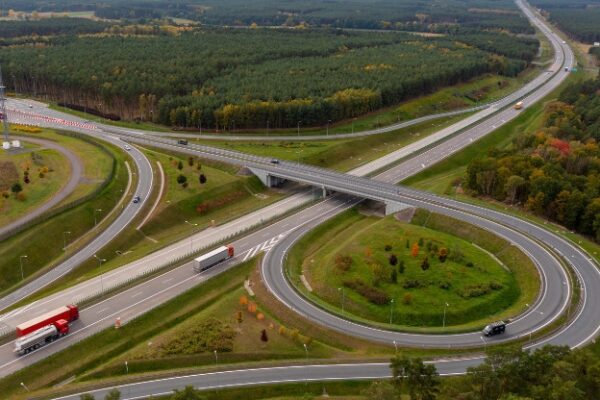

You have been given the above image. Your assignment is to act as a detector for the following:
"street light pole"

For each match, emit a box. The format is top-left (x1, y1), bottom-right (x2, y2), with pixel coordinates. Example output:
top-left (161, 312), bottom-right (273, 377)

top-left (20, 382), bottom-right (29, 392)
top-left (63, 231), bottom-right (71, 251)
top-left (303, 343), bottom-right (308, 360)
top-left (443, 302), bottom-right (449, 328)
top-left (389, 299), bottom-right (395, 324)
top-left (19, 255), bottom-right (27, 281)
top-left (93, 254), bottom-right (107, 294)
top-left (184, 220), bottom-right (198, 253)
top-left (214, 350), bottom-right (218, 365)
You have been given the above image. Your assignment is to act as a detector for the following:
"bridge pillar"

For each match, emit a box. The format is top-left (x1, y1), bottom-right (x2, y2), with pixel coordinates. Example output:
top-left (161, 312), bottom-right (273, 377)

top-left (247, 167), bottom-right (285, 188)
top-left (385, 201), bottom-right (411, 216)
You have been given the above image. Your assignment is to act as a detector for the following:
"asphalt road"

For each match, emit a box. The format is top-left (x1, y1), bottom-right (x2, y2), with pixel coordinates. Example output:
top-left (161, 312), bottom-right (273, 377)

top-left (0, 105), bottom-right (154, 311)
top-left (0, 136), bottom-right (83, 239)
top-left (0, 1), bottom-right (591, 397)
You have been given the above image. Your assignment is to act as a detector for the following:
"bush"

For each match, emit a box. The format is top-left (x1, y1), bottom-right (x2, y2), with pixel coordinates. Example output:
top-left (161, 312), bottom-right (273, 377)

top-left (459, 284), bottom-right (490, 298)
top-left (438, 280), bottom-right (451, 290)
top-left (16, 192), bottom-right (26, 201)
top-left (384, 244), bottom-right (392, 251)
top-left (403, 293), bottom-right (413, 305)
top-left (421, 257), bottom-right (430, 271)
top-left (343, 278), bottom-right (390, 305)
top-left (398, 260), bottom-right (405, 274)
top-left (156, 317), bottom-right (235, 355)
top-left (466, 261), bottom-right (474, 268)
top-left (334, 254), bottom-right (352, 272)
top-left (489, 281), bottom-right (503, 290)
top-left (438, 247), bottom-right (448, 262)
top-left (403, 279), bottom-right (422, 289)
top-left (390, 269), bottom-right (398, 284)
top-left (388, 254), bottom-right (398, 266)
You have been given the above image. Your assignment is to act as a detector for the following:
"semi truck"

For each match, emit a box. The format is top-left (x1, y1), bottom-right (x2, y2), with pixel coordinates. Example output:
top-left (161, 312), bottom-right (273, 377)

top-left (16, 304), bottom-right (79, 337)
top-left (14, 320), bottom-right (69, 355)
top-left (193, 245), bottom-right (234, 272)
top-left (514, 101), bottom-right (524, 110)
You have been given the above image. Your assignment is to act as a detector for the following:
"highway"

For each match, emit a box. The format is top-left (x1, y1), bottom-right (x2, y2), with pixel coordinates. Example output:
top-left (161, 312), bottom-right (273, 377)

top-left (0, 0), bottom-right (594, 397)
top-left (0, 110), bottom-right (154, 311)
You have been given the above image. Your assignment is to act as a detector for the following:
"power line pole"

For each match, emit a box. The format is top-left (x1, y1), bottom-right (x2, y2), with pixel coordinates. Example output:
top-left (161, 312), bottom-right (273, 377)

top-left (0, 65), bottom-right (9, 142)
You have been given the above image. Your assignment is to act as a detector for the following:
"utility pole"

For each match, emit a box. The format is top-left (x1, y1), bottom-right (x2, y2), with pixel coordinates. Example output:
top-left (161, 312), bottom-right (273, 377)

top-left (0, 65), bottom-right (10, 143)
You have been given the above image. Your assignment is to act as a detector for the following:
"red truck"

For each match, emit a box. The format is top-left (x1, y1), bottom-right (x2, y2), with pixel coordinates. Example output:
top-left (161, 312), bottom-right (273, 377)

top-left (16, 304), bottom-right (79, 337)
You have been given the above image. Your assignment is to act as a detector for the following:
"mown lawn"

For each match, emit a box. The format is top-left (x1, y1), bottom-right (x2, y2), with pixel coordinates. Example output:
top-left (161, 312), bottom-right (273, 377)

top-left (0, 144), bottom-right (70, 227)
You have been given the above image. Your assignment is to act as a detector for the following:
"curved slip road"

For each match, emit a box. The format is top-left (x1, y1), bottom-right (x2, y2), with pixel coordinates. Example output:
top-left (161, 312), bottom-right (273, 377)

top-left (0, 136), bottom-right (82, 239)
top-left (0, 127), bottom-right (154, 310)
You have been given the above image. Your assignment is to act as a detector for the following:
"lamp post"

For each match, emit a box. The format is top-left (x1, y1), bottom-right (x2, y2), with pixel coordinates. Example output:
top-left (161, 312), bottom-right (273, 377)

top-left (303, 343), bottom-right (308, 360)
top-left (19, 255), bottom-right (27, 281)
top-left (184, 220), bottom-right (198, 253)
top-left (337, 287), bottom-right (345, 315)
top-left (125, 361), bottom-right (129, 374)
top-left (94, 208), bottom-right (103, 226)
top-left (93, 254), bottom-right (107, 294)
top-left (214, 349), bottom-right (218, 365)
top-left (480, 336), bottom-right (487, 352)
top-left (20, 382), bottom-right (29, 392)
top-left (443, 302), bottom-right (449, 329)
top-left (389, 299), bottom-right (395, 324)
top-left (62, 231), bottom-right (71, 251)
top-left (393, 340), bottom-right (398, 353)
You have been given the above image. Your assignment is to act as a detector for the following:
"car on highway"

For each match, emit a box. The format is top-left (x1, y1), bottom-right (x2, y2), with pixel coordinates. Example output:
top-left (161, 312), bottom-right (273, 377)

top-left (133, 196), bottom-right (141, 204)
top-left (482, 321), bottom-right (506, 336)
top-left (270, 159), bottom-right (280, 164)
top-left (177, 139), bottom-right (188, 145)
top-left (124, 145), bottom-right (131, 151)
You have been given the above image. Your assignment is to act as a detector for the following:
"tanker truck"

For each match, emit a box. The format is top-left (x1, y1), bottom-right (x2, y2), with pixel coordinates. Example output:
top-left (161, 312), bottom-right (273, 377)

top-left (14, 320), bottom-right (69, 355)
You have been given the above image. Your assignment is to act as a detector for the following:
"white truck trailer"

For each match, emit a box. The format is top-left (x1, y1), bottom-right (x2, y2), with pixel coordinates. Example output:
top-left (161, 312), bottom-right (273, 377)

top-left (14, 320), bottom-right (69, 355)
top-left (193, 245), bottom-right (234, 272)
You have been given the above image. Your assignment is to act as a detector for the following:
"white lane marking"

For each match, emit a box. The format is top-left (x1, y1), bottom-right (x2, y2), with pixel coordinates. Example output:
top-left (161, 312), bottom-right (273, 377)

top-left (96, 307), bottom-right (109, 315)
top-left (242, 234), bottom-right (286, 262)
top-left (131, 291), bottom-right (144, 299)
top-left (162, 278), bottom-right (174, 284)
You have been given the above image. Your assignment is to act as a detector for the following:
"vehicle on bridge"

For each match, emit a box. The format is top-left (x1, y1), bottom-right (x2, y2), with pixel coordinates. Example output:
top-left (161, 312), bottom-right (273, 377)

top-left (482, 321), bottom-right (506, 336)
top-left (16, 304), bottom-right (79, 337)
top-left (193, 245), bottom-right (234, 272)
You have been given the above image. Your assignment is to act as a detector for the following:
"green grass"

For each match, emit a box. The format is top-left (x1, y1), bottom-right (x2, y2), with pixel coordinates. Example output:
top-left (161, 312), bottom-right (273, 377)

top-left (288, 209), bottom-right (536, 330)
top-left (0, 144), bottom-right (69, 226)
top-left (0, 132), bottom-right (126, 293)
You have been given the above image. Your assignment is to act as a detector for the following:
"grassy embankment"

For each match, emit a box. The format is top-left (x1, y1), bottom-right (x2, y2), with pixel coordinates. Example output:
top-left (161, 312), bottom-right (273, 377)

top-left (0, 128), bottom-right (122, 293)
top-left (287, 209), bottom-right (538, 333)
top-left (0, 140), bottom-right (70, 226)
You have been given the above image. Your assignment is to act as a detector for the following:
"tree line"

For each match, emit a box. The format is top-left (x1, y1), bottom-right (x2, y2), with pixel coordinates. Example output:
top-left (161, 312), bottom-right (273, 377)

top-left (465, 77), bottom-right (600, 241)
top-left (0, 27), bottom-right (537, 129)
top-left (530, 0), bottom-right (600, 44)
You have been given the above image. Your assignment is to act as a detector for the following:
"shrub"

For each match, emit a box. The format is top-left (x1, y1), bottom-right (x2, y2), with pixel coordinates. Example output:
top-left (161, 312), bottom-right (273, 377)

top-left (371, 262), bottom-right (389, 286)
top-left (260, 329), bottom-right (268, 342)
top-left (390, 269), bottom-right (398, 284)
top-left (239, 295), bottom-right (248, 306)
top-left (403, 293), bottom-right (413, 305)
top-left (343, 278), bottom-right (390, 305)
top-left (466, 261), bottom-right (474, 268)
top-left (421, 257), bottom-right (430, 271)
top-left (177, 174), bottom-right (187, 185)
top-left (199, 174), bottom-right (207, 184)
top-left (489, 281), bottom-right (503, 290)
top-left (411, 243), bottom-right (420, 257)
top-left (188, 156), bottom-right (194, 166)
top-left (334, 254), bottom-right (352, 272)
top-left (17, 192), bottom-right (26, 201)
top-left (438, 247), bottom-right (448, 262)
top-left (398, 260), bottom-right (405, 274)
top-left (278, 326), bottom-right (287, 336)
top-left (403, 279), bottom-right (422, 289)
top-left (384, 244), bottom-right (392, 251)
top-left (418, 238), bottom-right (424, 246)
top-left (438, 280), bottom-right (451, 290)
top-left (156, 317), bottom-right (235, 355)
top-left (177, 160), bottom-right (184, 170)
top-left (459, 284), bottom-right (490, 298)
top-left (388, 254), bottom-right (398, 266)
top-left (1, 191), bottom-right (8, 198)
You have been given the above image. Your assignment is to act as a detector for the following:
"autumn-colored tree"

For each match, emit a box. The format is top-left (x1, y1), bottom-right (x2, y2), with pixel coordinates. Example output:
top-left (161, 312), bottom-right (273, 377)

top-left (364, 247), bottom-right (372, 257)
top-left (247, 302), bottom-right (257, 313)
top-left (239, 295), bottom-right (248, 306)
top-left (257, 312), bottom-right (265, 321)
top-left (411, 243), bottom-right (420, 257)
top-left (421, 257), bottom-right (430, 271)
top-left (188, 156), bottom-right (194, 166)
top-left (438, 248), bottom-right (448, 262)
top-left (177, 160), bottom-right (183, 170)
top-left (403, 293), bottom-right (413, 305)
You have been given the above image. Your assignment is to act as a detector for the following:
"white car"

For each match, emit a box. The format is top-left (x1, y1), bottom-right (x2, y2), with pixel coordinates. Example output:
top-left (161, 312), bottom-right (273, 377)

top-left (124, 145), bottom-right (131, 151)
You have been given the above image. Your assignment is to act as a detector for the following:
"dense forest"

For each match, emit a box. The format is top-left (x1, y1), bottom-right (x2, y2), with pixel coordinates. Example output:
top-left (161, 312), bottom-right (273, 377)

top-left (1, 0), bottom-right (534, 34)
top-left (0, 17), bottom-right (108, 38)
top-left (465, 77), bottom-right (600, 241)
top-left (530, 0), bottom-right (600, 43)
top-left (0, 26), bottom-right (538, 129)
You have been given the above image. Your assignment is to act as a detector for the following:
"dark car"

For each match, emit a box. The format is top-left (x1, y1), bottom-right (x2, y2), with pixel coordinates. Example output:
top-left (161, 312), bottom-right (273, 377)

top-left (482, 321), bottom-right (506, 337)
top-left (270, 159), bottom-right (280, 164)
top-left (178, 139), bottom-right (188, 145)
top-left (133, 196), bottom-right (141, 204)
